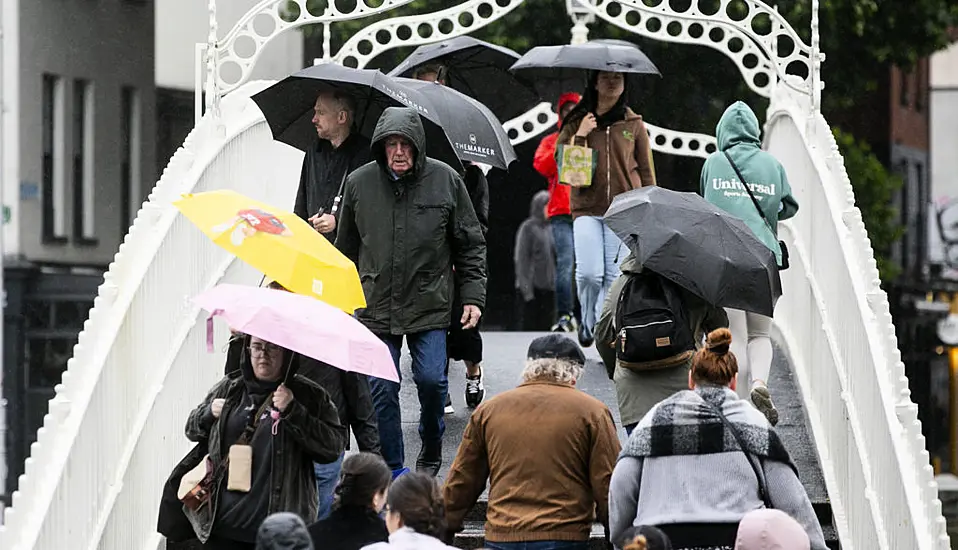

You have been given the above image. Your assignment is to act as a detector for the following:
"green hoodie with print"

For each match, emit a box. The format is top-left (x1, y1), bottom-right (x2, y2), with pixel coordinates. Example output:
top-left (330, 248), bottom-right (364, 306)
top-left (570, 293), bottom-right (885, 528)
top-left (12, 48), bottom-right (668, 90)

top-left (700, 101), bottom-right (798, 264)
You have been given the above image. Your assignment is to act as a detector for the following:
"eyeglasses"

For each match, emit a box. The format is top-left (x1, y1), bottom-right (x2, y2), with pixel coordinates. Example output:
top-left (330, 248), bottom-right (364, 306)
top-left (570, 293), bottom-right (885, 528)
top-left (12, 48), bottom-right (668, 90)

top-left (249, 342), bottom-right (281, 356)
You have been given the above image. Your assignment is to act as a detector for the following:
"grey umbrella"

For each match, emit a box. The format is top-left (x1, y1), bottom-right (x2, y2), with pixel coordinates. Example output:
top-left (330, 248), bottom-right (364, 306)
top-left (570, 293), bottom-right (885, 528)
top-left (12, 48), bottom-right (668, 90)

top-left (604, 187), bottom-right (782, 316)
top-left (509, 38), bottom-right (661, 100)
top-left (388, 36), bottom-right (540, 121)
top-left (394, 77), bottom-right (517, 170)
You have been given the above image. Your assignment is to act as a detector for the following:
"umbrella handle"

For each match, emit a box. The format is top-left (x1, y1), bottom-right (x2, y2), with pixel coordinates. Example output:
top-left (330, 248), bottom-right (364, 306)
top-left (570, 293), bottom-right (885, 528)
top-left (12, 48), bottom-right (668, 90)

top-left (206, 309), bottom-right (225, 353)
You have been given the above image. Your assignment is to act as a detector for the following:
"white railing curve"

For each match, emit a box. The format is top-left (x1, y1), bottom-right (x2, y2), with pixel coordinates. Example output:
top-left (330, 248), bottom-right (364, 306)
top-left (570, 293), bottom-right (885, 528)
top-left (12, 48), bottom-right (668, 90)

top-left (0, 81), bottom-right (302, 550)
top-left (766, 77), bottom-right (951, 550)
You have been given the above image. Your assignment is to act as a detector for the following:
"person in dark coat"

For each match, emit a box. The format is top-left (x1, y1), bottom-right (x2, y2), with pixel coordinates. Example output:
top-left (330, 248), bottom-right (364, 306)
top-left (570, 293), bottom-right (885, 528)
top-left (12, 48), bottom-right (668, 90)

top-left (308, 452), bottom-right (391, 550)
top-left (335, 106), bottom-right (487, 478)
top-left (513, 190), bottom-right (556, 331)
top-left (226, 280), bottom-right (381, 522)
top-left (157, 334), bottom-right (345, 549)
top-left (293, 90), bottom-right (371, 243)
top-left (413, 64), bottom-right (490, 413)
top-left (256, 512), bottom-right (314, 550)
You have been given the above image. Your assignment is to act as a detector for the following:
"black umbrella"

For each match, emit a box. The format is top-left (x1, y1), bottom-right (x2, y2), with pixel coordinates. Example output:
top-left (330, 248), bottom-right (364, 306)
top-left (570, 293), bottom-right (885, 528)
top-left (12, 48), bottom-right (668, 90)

top-left (251, 63), bottom-right (462, 171)
top-left (604, 187), bottom-right (781, 316)
top-left (387, 36), bottom-right (540, 121)
top-left (509, 39), bottom-right (661, 100)
top-left (394, 77), bottom-right (517, 170)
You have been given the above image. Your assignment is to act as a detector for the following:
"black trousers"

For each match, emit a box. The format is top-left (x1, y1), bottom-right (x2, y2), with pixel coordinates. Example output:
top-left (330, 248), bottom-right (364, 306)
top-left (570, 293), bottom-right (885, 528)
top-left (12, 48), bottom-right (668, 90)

top-left (516, 289), bottom-right (556, 331)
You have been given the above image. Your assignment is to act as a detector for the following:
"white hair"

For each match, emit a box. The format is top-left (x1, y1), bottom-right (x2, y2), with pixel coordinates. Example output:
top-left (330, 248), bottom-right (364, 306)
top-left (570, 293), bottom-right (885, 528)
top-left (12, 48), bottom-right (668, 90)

top-left (520, 358), bottom-right (582, 385)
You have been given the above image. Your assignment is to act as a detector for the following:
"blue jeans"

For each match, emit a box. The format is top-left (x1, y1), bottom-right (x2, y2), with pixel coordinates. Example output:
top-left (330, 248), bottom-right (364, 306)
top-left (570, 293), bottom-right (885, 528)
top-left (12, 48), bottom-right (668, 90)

top-left (551, 216), bottom-right (575, 318)
top-left (573, 216), bottom-right (624, 334)
top-left (314, 453), bottom-right (345, 520)
top-left (485, 542), bottom-right (590, 550)
top-left (370, 329), bottom-right (448, 471)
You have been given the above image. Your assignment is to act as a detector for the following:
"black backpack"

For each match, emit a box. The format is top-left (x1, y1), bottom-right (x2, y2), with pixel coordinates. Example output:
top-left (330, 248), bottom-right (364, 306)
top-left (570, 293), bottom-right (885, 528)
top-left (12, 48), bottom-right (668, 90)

top-left (614, 270), bottom-right (696, 371)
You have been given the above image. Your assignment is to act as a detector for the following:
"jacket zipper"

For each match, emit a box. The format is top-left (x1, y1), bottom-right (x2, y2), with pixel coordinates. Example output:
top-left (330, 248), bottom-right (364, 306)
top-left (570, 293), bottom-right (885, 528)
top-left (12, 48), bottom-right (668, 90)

top-left (606, 126), bottom-right (612, 206)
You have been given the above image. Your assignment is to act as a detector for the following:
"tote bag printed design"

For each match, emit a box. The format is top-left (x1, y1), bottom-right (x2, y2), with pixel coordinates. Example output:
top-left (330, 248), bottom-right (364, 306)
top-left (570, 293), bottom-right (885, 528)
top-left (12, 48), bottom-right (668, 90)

top-left (557, 144), bottom-right (598, 188)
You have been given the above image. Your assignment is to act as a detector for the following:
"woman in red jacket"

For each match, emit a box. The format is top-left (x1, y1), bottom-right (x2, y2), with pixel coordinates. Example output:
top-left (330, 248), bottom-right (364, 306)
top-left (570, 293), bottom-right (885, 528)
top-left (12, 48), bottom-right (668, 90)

top-left (533, 92), bottom-right (581, 333)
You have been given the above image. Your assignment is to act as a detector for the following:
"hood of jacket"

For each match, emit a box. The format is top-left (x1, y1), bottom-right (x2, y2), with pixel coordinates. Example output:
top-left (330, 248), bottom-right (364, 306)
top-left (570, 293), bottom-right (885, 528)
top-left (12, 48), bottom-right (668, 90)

top-left (734, 509), bottom-right (810, 550)
top-left (371, 106), bottom-right (427, 180)
top-left (530, 190), bottom-right (550, 221)
top-left (716, 101), bottom-right (761, 151)
top-left (556, 92), bottom-right (581, 129)
top-left (619, 251), bottom-right (641, 274)
top-left (255, 512), bottom-right (313, 550)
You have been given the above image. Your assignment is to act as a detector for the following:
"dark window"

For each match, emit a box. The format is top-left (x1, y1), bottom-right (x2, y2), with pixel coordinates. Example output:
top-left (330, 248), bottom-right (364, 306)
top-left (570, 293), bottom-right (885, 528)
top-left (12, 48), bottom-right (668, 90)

top-left (73, 79), bottom-right (96, 242)
top-left (916, 162), bottom-right (927, 274)
top-left (120, 86), bottom-right (140, 237)
top-left (899, 160), bottom-right (911, 271)
top-left (42, 74), bottom-right (66, 242)
top-left (900, 68), bottom-right (912, 108)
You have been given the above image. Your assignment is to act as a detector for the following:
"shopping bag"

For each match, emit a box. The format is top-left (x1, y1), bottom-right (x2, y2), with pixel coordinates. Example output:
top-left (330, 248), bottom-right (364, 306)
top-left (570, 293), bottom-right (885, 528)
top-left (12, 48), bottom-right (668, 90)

top-left (557, 144), bottom-right (598, 188)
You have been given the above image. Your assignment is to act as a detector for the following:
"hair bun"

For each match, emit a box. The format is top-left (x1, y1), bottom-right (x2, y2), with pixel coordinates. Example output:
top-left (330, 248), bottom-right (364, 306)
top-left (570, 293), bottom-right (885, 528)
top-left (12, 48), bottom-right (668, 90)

top-left (706, 328), bottom-right (732, 354)
top-left (624, 535), bottom-right (648, 550)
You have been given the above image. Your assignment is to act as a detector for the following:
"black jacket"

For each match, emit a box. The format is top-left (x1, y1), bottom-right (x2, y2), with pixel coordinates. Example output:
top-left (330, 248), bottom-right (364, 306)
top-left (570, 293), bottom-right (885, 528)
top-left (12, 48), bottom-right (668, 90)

top-left (463, 163), bottom-right (489, 236)
top-left (308, 506), bottom-right (389, 550)
top-left (157, 338), bottom-right (345, 543)
top-left (294, 133), bottom-right (372, 242)
top-left (335, 107), bottom-right (487, 335)
top-left (223, 336), bottom-right (380, 455)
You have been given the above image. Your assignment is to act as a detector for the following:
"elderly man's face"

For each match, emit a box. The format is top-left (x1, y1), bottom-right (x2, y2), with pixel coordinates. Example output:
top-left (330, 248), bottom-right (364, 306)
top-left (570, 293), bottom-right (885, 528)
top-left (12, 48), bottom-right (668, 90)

top-left (312, 94), bottom-right (346, 140)
top-left (385, 135), bottom-right (415, 176)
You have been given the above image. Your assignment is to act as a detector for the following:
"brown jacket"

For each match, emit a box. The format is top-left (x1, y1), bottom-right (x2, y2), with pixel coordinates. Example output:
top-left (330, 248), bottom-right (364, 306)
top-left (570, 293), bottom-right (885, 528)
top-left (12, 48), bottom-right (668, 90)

top-left (558, 108), bottom-right (657, 218)
top-left (443, 380), bottom-right (621, 543)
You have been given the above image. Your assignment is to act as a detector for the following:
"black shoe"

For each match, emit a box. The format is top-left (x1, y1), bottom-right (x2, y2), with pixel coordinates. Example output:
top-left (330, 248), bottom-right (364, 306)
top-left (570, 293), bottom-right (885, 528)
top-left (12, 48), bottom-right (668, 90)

top-left (416, 446), bottom-right (442, 477)
top-left (465, 368), bottom-right (484, 409)
top-left (578, 322), bottom-right (594, 348)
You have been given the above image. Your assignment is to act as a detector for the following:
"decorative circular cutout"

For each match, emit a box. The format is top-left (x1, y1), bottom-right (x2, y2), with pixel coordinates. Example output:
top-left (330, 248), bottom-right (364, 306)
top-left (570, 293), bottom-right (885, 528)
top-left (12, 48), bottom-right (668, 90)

top-left (307, 0), bottom-right (327, 17)
top-left (605, 2), bottom-right (623, 17)
top-left (458, 11), bottom-right (475, 26)
top-left (655, 134), bottom-right (667, 146)
top-left (334, 0), bottom-right (359, 14)
top-left (342, 56), bottom-right (359, 68)
top-left (522, 121), bottom-right (534, 132)
top-left (396, 24), bottom-right (412, 40)
top-left (687, 22), bottom-right (704, 39)
top-left (417, 23), bottom-right (433, 39)
top-left (671, 138), bottom-right (683, 149)
top-left (750, 12), bottom-right (772, 35)
top-left (219, 60), bottom-right (243, 87)
top-left (537, 112), bottom-right (550, 124)
top-left (705, 143), bottom-right (717, 154)
top-left (689, 140), bottom-right (700, 151)
top-left (776, 35), bottom-right (795, 57)
top-left (507, 128), bottom-right (519, 140)
top-left (438, 18), bottom-right (454, 34)
top-left (231, 35), bottom-right (257, 60)
top-left (667, 21), bottom-right (683, 37)
top-left (753, 72), bottom-right (770, 88)
top-left (279, 2), bottom-right (301, 23)
top-left (786, 59), bottom-right (809, 80)
top-left (743, 53), bottom-right (759, 69)
top-left (696, 0), bottom-right (720, 16)
top-left (646, 17), bottom-right (662, 33)
top-left (727, 37), bottom-right (744, 53)
top-left (726, 0), bottom-right (750, 22)
top-left (357, 39), bottom-right (373, 55)
top-left (251, 13), bottom-right (276, 38)
top-left (625, 9), bottom-right (641, 26)
top-left (376, 30), bottom-right (391, 45)
top-left (477, 2), bottom-right (493, 17)
top-left (708, 28), bottom-right (725, 42)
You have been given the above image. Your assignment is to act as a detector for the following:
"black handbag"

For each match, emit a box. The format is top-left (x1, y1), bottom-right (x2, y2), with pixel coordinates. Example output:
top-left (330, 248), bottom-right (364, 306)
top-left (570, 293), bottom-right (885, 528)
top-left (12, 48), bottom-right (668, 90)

top-left (723, 151), bottom-right (790, 270)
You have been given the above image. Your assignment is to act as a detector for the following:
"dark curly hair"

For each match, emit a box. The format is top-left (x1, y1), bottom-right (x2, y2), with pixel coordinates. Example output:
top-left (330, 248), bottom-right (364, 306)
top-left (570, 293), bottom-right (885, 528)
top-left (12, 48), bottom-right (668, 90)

top-left (385, 472), bottom-right (446, 538)
top-left (334, 452), bottom-right (391, 511)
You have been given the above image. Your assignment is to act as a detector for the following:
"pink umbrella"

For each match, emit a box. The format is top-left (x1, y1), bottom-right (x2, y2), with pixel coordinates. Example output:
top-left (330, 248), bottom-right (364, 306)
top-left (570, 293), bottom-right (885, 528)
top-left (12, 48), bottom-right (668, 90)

top-left (193, 283), bottom-right (398, 383)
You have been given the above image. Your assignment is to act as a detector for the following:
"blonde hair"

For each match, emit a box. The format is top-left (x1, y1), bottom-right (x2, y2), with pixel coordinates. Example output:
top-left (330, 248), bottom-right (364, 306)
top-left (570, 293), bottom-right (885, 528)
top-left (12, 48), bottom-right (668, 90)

top-left (690, 328), bottom-right (738, 386)
top-left (520, 358), bottom-right (582, 385)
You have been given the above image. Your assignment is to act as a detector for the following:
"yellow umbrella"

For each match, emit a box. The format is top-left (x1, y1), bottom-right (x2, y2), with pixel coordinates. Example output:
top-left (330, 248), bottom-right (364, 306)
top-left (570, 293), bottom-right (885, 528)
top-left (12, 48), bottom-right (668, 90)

top-left (174, 190), bottom-right (366, 313)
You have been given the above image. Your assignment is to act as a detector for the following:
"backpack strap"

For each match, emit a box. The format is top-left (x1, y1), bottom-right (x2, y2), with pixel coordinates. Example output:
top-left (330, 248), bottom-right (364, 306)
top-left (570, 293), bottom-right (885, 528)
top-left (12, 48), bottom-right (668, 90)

top-left (723, 151), bottom-right (775, 234)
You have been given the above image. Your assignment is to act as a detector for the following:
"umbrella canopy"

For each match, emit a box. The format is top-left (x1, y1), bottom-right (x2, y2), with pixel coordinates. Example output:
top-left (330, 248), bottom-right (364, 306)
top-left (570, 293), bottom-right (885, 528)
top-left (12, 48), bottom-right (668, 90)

top-left (251, 63), bottom-right (462, 171)
top-left (604, 186), bottom-right (781, 316)
top-left (195, 284), bottom-right (398, 382)
top-left (387, 36), bottom-right (540, 121)
top-left (174, 189), bottom-right (366, 314)
top-left (509, 39), bottom-right (660, 100)
top-left (393, 77), bottom-right (517, 170)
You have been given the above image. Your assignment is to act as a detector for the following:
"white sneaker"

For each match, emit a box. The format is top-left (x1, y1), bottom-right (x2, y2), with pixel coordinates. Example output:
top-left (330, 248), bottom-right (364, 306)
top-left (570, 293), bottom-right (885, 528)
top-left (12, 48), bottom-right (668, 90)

top-left (465, 369), bottom-right (485, 409)
top-left (444, 393), bottom-right (455, 415)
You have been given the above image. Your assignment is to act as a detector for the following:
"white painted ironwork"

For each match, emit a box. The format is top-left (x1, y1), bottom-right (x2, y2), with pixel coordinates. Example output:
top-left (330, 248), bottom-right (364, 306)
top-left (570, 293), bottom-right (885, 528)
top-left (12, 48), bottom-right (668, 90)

top-left (334, 0), bottom-right (526, 68)
top-left (767, 78), bottom-right (950, 550)
top-left (566, 0), bottom-right (595, 44)
top-left (572, 0), bottom-right (812, 98)
top-left (0, 82), bottom-right (302, 549)
top-left (502, 102), bottom-right (716, 158)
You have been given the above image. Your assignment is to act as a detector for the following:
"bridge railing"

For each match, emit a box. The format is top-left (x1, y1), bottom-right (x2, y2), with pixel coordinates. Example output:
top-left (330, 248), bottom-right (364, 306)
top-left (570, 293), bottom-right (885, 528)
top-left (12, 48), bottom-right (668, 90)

top-left (0, 82), bottom-right (302, 550)
top-left (766, 80), bottom-right (951, 550)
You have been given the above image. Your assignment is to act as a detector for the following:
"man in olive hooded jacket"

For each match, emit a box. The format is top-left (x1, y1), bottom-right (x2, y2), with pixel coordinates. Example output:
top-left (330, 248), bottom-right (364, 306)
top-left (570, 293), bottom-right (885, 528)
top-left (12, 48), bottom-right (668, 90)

top-left (335, 106), bottom-right (487, 478)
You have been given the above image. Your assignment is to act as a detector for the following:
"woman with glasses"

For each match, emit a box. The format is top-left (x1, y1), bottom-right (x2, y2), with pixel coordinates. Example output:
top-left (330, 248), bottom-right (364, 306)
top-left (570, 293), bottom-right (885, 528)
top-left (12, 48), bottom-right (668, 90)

top-left (160, 334), bottom-right (345, 549)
